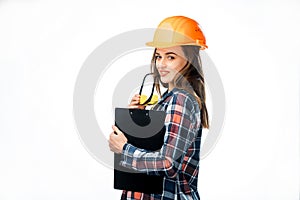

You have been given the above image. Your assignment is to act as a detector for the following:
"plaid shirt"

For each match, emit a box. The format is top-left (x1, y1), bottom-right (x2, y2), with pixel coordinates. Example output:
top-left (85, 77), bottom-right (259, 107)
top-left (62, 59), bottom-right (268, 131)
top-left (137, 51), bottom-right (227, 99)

top-left (119, 88), bottom-right (202, 200)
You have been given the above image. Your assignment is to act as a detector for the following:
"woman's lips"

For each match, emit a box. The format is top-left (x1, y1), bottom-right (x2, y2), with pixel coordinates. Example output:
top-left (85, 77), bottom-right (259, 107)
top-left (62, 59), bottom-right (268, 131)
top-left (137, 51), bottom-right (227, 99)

top-left (159, 71), bottom-right (169, 77)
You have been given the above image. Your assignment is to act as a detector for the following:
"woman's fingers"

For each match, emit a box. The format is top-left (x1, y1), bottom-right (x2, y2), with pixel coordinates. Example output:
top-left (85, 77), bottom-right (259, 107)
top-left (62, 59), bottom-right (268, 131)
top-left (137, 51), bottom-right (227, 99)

top-left (128, 94), bottom-right (145, 109)
top-left (112, 125), bottom-right (121, 135)
top-left (109, 131), bottom-right (119, 152)
top-left (130, 94), bottom-right (140, 104)
top-left (109, 126), bottom-right (128, 154)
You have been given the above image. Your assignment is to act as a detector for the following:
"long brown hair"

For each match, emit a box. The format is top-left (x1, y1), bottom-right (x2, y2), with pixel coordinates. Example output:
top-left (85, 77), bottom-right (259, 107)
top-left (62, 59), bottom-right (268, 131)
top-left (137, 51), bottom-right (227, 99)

top-left (150, 45), bottom-right (209, 129)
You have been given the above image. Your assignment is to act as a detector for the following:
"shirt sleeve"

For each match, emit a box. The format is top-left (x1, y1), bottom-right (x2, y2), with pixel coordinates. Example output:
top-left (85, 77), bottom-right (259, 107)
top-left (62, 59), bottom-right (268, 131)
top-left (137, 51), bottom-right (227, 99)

top-left (119, 92), bottom-right (200, 178)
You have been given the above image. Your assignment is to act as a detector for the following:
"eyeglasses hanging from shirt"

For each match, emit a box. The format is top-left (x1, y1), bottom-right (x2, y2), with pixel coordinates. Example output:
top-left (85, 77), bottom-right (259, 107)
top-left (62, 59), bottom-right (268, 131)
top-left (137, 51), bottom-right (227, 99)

top-left (139, 73), bottom-right (158, 106)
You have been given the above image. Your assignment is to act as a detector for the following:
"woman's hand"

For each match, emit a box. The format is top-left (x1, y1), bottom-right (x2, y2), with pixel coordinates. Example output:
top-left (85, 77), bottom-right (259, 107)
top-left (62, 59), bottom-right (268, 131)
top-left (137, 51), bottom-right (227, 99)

top-left (109, 125), bottom-right (128, 154)
top-left (128, 94), bottom-right (146, 109)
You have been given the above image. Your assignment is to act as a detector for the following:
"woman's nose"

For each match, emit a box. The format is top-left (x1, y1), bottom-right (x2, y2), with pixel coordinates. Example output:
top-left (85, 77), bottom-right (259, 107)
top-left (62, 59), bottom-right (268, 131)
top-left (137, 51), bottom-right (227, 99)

top-left (157, 57), bottom-right (167, 68)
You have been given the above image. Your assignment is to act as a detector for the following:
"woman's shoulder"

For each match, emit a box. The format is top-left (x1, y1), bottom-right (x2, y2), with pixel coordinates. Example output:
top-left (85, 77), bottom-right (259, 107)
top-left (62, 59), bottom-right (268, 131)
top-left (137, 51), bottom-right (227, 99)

top-left (168, 88), bottom-right (199, 110)
top-left (170, 88), bottom-right (196, 101)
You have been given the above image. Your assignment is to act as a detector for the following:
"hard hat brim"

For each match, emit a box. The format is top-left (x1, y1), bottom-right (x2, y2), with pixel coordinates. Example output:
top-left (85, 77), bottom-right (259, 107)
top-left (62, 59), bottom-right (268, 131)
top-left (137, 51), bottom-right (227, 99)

top-left (145, 41), bottom-right (207, 50)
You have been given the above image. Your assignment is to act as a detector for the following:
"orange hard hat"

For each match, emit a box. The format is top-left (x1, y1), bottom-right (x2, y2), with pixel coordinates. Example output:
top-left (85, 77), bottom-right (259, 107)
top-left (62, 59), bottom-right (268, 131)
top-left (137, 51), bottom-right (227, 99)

top-left (146, 16), bottom-right (208, 50)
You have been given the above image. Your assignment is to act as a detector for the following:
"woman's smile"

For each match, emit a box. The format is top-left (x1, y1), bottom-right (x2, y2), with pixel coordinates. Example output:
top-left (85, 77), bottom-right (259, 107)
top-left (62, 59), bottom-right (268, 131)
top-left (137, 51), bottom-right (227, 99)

top-left (159, 70), bottom-right (170, 77)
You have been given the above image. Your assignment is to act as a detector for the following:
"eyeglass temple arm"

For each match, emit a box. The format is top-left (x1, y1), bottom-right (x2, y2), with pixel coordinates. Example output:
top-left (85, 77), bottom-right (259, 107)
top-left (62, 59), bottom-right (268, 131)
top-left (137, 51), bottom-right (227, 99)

top-left (138, 73), bottom-right (156, 105)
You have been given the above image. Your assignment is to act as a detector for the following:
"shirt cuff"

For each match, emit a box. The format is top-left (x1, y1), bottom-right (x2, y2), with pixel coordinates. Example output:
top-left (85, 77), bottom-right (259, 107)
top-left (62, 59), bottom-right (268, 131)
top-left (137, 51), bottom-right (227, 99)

top-left (119, 143), bottom-right (137, 168)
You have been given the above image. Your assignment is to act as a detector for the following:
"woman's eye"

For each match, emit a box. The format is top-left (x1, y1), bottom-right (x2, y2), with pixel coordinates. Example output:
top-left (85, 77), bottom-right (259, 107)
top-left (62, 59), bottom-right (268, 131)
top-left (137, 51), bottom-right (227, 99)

top-left (167, 56), bottom-right (175, 60)
top-left (155, 55), bottom-right (162, 60)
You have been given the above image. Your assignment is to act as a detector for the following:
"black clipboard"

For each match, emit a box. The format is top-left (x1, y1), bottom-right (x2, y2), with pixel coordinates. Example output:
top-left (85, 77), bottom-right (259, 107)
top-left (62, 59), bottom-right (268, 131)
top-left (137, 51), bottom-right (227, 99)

top-left (114, 73), bottom-right (166, 194)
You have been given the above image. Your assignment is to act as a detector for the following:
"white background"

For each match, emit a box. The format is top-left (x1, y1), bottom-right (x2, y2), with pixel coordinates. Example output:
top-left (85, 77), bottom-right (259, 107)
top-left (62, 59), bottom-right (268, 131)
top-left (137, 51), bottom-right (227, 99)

top-left (0, 0), bottom-right (299, 199)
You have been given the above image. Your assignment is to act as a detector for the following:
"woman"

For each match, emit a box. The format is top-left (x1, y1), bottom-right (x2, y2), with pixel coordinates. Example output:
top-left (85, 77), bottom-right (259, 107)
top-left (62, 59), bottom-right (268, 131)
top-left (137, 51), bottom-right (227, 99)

top-left (109, 16), bottom-right (209, 200)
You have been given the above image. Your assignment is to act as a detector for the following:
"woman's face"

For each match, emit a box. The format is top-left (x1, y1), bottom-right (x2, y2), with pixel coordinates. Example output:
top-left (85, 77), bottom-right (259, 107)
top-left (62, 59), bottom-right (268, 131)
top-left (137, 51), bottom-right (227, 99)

top-left (155, 46), bottom-right (187, 88)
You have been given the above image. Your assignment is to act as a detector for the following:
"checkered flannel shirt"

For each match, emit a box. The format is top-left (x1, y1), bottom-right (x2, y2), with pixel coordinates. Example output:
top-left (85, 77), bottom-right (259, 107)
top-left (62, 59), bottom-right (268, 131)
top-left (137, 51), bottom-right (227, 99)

top-left (119, 88), bottom-right (202, 200)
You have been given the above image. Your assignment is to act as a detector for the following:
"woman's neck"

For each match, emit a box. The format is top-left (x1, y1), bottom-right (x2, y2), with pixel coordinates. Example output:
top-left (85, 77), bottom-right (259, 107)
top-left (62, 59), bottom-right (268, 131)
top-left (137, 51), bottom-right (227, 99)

top-left (168, 83), bottom-right (174, 92)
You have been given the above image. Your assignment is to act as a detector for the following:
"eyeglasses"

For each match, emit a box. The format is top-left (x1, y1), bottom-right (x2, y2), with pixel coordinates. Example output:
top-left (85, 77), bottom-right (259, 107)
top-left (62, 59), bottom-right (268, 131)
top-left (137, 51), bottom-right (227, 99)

top-left (138, 73), bottom-right (159, 106)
